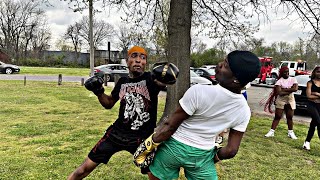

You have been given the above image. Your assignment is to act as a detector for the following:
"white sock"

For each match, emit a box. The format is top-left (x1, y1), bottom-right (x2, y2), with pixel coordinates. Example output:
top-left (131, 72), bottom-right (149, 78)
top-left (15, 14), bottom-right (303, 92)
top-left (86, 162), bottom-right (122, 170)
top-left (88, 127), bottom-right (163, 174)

top-left (288, 130), bottom-right (293, 133)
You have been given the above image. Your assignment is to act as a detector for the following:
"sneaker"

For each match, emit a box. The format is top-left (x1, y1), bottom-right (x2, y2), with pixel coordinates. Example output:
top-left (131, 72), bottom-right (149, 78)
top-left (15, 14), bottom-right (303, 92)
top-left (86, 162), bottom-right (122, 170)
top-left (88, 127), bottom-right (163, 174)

top-left (303, 141), bottom-right (310, 150)
top-left (288, 131), bottom-right (298, 139)
top-left (264, 129), bottom-right (275, 137)
top-left (216, 136), bottom-right (223, 144)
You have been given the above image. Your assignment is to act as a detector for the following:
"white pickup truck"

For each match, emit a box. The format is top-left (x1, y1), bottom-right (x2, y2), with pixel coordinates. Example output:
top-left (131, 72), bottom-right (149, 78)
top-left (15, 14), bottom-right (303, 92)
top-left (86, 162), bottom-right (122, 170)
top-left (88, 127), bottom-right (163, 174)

top-left (266, 60), bottom-right (310, 85)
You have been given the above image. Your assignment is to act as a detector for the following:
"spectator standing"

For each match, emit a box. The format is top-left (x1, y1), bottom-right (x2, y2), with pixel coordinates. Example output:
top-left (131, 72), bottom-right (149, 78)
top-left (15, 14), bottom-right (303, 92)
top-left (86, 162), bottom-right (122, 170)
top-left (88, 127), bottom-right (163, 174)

top-left (303, 66), bottom-right (320, 150)
top-left (264, 66), bottom-right (298, 139)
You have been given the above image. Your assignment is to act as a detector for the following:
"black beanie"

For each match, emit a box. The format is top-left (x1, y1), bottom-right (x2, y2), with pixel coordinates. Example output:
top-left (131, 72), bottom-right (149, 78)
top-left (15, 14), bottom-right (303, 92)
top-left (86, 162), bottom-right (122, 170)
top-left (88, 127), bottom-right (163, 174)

top-left (227, 50), bottom-right (261, 86)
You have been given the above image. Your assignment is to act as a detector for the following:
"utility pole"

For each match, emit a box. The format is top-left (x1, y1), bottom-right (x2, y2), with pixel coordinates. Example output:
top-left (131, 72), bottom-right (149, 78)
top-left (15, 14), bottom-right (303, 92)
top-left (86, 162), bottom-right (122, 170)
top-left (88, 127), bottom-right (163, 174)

top-left (89, 0), bottom-right (94, 76)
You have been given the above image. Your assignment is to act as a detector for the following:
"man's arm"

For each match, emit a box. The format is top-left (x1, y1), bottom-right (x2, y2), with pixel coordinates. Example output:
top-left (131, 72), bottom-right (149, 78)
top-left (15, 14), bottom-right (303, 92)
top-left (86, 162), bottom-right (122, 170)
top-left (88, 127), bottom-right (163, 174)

top-left (84, 75), bottom-right (117, 109)
top-left (133, 105), bottom-right (189, 168)
top-left (281, 83), bottom-right (298, 93)
top-left (152, 105), bottom-right (190, 143)
top-left (214, 128), bottom-right (244, 162)
top-left (96, 94), bottom-right (117, 109)
top-left (277, 84), bottom-right (298, 96)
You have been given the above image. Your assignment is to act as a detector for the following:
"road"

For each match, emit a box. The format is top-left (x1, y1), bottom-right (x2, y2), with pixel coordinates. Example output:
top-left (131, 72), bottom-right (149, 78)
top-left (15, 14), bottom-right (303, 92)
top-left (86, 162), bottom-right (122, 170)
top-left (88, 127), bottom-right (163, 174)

top-left (0, 74), bottom-right (311, 123)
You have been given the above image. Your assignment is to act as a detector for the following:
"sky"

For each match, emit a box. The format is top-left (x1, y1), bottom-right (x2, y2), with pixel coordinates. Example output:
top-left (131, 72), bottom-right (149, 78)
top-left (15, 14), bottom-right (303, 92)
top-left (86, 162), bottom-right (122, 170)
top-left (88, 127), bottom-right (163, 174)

top-left (43, 1), bottom-right (312, 51)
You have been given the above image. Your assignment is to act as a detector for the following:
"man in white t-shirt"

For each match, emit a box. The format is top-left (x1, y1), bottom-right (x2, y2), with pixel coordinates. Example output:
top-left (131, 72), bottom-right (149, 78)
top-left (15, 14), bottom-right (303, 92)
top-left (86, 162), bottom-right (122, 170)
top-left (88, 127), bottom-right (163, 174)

top-left (133, 50), bottom-right (261, 180)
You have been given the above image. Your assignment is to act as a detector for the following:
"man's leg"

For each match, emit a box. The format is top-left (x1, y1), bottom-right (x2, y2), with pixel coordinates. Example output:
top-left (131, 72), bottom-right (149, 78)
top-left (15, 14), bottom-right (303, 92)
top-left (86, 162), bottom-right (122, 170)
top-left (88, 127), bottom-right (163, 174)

top-left (67, 157), bottom-right (99, 180)
top-left (68, 126), bottom-right (120, 180)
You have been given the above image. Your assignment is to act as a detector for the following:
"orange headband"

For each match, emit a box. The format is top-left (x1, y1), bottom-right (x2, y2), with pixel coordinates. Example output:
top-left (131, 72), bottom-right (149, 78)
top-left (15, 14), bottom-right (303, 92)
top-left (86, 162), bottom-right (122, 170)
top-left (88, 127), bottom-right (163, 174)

top-left (128, 46), bottom-right (147, 57)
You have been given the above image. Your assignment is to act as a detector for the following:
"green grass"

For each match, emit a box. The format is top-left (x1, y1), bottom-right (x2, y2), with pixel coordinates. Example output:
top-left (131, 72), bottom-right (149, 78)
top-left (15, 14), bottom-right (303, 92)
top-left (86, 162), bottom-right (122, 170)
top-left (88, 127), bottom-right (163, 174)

top-left (20, 66), bottom-right (90, 76)
top-left (0, 80), bottom-right (319, 179)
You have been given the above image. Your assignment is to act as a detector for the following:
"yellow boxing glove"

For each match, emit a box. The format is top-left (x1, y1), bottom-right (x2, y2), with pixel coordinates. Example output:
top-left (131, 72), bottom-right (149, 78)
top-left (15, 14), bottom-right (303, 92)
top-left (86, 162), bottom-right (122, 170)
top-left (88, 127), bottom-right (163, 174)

top-left (133, 133), bottom-right (160, 168)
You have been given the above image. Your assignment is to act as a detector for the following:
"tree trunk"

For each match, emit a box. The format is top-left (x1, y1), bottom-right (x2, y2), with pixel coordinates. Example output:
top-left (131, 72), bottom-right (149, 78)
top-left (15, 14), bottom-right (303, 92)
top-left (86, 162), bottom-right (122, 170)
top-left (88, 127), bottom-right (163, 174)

top-left (159, 0), bottom-right (192, 124)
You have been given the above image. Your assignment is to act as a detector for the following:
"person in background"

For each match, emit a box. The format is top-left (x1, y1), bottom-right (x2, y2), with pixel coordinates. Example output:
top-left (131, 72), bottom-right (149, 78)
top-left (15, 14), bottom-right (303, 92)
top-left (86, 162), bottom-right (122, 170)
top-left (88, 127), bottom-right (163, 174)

top-left (241, 82), bottom-right (251, 100)
top-left (264, 66), bottom-right (298, 139)
top-left (303, 66), bottom-right (320, 150)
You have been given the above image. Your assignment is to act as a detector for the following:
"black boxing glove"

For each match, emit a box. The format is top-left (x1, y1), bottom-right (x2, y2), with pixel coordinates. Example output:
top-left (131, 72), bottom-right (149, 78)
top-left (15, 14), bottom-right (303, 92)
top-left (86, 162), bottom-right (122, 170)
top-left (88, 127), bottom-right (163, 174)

top-left (152, 62), bottom-right (179, 85)
top-left (84, 74), bottom-right (105, 96)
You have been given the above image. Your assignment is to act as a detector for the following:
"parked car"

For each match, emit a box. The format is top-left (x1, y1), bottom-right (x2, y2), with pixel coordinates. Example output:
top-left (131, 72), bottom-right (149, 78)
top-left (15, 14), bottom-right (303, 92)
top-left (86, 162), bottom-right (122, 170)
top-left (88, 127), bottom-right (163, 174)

top-left (161, 70), bottom-right (212, 91)
top-left (294, 75), bottom-right (310, 111)
top-left (94, 64), bottom-right (129, 82)
top-left (201, 65), bottom-right (216, 69)
top-left (190, 70), bottom-right (212, 86)
top-left (192, 67), bottom-right (217, 84)
top-left (0, 61), bottom-right (20, 74)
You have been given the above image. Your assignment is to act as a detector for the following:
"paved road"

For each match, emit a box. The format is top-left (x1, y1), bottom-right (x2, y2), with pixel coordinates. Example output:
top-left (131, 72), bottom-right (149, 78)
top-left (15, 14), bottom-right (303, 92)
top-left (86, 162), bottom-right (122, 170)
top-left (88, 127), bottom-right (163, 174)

top-left (0, 74), bottom-right (311, 123)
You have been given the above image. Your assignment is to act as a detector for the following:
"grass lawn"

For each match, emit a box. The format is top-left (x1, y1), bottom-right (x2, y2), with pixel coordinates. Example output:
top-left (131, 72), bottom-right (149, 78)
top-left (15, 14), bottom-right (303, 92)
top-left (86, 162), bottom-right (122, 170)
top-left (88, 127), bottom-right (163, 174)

top-left (19, 66), bottom-right (90, 76)
top-left (0, 80), bottom-right (319, 180)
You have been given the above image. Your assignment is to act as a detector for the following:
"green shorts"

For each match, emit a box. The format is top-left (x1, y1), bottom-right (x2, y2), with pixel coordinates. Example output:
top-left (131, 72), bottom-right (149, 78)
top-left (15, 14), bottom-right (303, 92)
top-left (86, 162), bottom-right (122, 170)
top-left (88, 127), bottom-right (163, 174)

top-left (149, 138), bottom-right (218, 180)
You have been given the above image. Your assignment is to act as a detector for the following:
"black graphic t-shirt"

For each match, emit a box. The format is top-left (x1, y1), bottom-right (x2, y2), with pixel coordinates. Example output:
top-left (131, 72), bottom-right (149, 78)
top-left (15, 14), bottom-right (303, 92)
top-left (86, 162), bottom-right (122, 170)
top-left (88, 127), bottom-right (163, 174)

top-left (108, 72), bottom-right (162, 145)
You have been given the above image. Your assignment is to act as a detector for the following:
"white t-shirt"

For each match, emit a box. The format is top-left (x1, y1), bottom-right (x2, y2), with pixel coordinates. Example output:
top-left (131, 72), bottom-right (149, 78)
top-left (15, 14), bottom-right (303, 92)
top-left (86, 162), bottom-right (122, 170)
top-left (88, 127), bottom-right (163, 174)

top-left (172, 84), bottom-right (251, 150)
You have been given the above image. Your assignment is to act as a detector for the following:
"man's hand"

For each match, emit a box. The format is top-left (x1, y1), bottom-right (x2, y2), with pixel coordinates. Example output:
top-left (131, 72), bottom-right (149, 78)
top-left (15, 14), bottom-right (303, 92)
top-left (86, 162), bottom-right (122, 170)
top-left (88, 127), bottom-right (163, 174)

top-left (133, 133), bottom-right (160, 168)
top-left (84, 74), bottom-right (105, 96)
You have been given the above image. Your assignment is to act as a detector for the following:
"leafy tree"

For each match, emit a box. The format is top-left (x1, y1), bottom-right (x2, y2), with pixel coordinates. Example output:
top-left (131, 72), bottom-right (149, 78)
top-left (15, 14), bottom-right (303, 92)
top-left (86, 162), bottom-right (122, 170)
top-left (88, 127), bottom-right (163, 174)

top-left (191, 48), bottom-right (225, 67)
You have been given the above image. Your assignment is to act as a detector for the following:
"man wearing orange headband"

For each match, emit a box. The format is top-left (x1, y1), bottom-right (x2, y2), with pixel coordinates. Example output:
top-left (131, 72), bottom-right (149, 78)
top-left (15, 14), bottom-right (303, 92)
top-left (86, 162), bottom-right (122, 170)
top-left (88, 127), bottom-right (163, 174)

top-left (68, 46), bottom-right (168, 179)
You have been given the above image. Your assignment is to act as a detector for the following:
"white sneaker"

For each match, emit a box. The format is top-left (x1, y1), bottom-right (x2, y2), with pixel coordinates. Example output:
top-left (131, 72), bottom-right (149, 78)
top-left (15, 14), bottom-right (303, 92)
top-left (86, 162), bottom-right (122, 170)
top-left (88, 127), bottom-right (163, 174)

top-left (303, 141), bottom-right (310, 150)
top-left (265, 129), bottom-right (274, 137)
top-left (288, 131), bottom-right (298, 139)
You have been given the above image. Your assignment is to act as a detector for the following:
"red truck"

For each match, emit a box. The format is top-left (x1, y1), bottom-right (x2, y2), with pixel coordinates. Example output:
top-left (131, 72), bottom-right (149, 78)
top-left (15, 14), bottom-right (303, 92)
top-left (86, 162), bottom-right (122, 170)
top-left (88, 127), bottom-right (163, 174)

top-left (257, 57), bottom-right (274, 84)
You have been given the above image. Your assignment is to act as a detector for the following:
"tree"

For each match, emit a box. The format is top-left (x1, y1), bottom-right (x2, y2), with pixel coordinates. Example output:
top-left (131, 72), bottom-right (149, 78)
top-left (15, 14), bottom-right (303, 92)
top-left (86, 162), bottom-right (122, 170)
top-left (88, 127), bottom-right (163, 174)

top-left (280, 0), bottom-right (319, 36)
top-left (30, 22), bottom-right (51, 57)
top-left (105, 0), bottom-right (264, 120)
top-left (81, 0), bottom-right (320, 123)
top-left (160, 0), bottom-right (192, 119)
top-left (190, 37), bottom-right (207, 54)
top-left (62, 0), bottom-right (119, 76)
top-left (115, 24), bottom-right (150, 56)
top-left (77, 16), bottom-right (115, 49)
top-left (0, 0), bottom-right (50, 60)
top-left (64, 22), bottom-right (82, 54)
top-left (191, 48), bottom-right (225, 67)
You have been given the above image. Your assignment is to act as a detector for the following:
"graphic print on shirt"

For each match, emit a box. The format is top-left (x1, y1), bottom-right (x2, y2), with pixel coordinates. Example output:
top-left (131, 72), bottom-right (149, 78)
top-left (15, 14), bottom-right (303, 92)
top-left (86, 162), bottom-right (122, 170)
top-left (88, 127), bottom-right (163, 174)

top-left (119, 80), bottom-right (151, 130)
